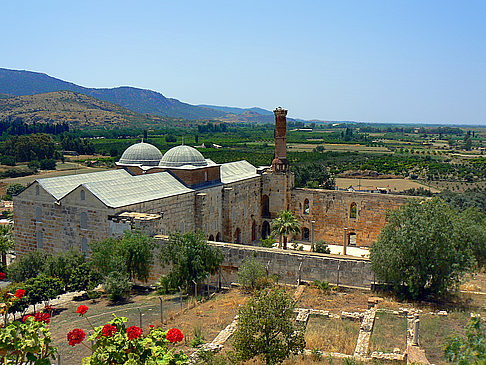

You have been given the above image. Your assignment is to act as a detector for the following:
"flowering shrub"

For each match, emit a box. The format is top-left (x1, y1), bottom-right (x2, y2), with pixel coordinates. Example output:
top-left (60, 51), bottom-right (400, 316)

top-left (0, 288), bottom-right (57, 364)
top-left (0, 272), bottom-right (5, 281)
top-left (68, 308), bottom-right (188, 364)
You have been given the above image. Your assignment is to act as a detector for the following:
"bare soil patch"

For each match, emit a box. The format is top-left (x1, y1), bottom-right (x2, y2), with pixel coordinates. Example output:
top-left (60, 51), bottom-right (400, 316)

top-left (297, 286), bottom-right (370, 314)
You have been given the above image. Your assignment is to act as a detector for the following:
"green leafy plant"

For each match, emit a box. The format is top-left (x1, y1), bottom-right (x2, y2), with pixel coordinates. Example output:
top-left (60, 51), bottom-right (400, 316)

top-left (7, 251), bottom-right (50, 283)
top-left (103, 272), bottom-right (131, 303)
top-left (314, 240), bottom-right (331, 254)
top-left (259, 237), bottom-right (276, 248)
top-left (237, 257), bottom-right (268, 291)
top-left (444, 316), bottom-right (486, 364)
top-left (232, 287), bottom-right (305, 365)
top-left (271, 210), bottom-right (301, 250)
top-left (313, 280), bottom-right (330, 292)
top-left (160, 231), bottom-right (223, 293)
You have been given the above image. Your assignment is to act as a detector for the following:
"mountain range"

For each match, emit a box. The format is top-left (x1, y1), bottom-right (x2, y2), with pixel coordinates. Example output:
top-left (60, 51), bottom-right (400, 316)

top-left (0, 68), bottom-right (279, 124)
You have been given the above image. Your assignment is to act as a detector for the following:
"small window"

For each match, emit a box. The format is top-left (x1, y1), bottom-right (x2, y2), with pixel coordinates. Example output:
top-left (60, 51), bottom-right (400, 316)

top-left (204, 171), bottom-right (208, 181)
top-left (81, 237), bottom-right (88, 253)
top-left (303, 199), bottom-right (310, 215)
top-left (36, 207), bottom-right (42, 222)
top-left (81, 190), bottom-right (85, 201)
top-left (36, 231), bottom-right (43, 249)
top-left (80, 212), bottom-right (87, 229)
top-left (180, 221), bottom-right (185, 233)
top-left (36, 185), bottom-right (40, 196)
top-left (348, 233), bottom-right (357, 247)
top-left (350, 203), bottom-right (357, 219)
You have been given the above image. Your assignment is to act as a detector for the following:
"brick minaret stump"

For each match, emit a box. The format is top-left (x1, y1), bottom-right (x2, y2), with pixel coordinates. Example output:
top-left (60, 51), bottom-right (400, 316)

top-left (272, 107), bottom-right (289, 172)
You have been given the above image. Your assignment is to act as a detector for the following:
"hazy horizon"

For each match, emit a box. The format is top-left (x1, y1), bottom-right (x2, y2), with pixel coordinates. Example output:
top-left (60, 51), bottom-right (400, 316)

top-left (2, 1), bottom-right (485, 125)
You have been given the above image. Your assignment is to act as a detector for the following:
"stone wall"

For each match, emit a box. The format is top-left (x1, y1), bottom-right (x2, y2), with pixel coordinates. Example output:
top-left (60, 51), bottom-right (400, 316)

top-left (290, 188), bottom-right (410, 247)
top-left (147, 237), bottom-right (373, 288)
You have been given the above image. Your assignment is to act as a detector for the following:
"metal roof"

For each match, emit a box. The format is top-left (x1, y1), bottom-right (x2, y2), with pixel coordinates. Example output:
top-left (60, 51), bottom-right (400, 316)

top-left (37, 169), bottom-right (131, 200)
top-left (220, 160), bottom-right (258, 183)
top-left (118, 142), bottom-right (163, 166)
top-left (82, 171), bottom-right (192, 208)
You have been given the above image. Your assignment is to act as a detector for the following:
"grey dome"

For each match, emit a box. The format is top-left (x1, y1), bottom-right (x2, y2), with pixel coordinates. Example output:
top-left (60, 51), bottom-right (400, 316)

top-left (118, 142), bottom-right (163, 166)
top-left (159, 145), bottom-right (207, 167)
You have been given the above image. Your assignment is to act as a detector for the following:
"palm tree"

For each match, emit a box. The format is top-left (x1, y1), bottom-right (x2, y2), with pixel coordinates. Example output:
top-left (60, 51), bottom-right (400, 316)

top-left (271, 211), bottom-right (301, 250)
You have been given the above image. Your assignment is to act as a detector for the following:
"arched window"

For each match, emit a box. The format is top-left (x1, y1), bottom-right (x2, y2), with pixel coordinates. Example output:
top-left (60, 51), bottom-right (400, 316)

top-left (36, 185), bottom-right (40, 196)
top-left (262, 195), bottom-right (270, 218)
top-left (350, 203), bottom-right (357, 219)
top-left (180, 221), bottom-right (185, 233)
top-left (216, 232), bottom-right (221, 242)
top-left (209, 234), bottom-right (214, 241)
top-left (81, 237), bottom-right (88, 253)
top-left (36, 207), bottom-right (42, 222)
top-left (80, 212), bottom-right (87, 229)
top-left (234, 228), bottom-right (241, 244)
top-left (81, 190), bottom-right (85, 201)
top-left (261, 221), bottom-right (271, 240)
top-left (251, 220), bottom-right (256, 241)
top-left (302, 227), bottom-right (310, 241)
top-left (36, 231), bottom-right (43, 249)
top-left (204, 171), bottom-right (208, 181)
top-left (303, 199), bottom-right (310, 215)
top-left (348, 232), bottom-right (357, 246)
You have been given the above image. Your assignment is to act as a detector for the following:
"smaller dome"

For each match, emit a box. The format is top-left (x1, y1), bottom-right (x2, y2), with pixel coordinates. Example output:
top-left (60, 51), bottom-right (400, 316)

top-left (159, 145), bottom-right (207, 168)
top-left (118, 142), bottom-right (162, 166)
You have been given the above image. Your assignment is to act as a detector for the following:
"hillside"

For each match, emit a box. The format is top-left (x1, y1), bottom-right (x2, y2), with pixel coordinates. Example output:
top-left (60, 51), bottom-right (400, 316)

top-left (0, 68), bottom-right (239, 121)
top-left (0, 91), bottom-right (176, 128)
top-left (198, 104), bottom-right (273, 116)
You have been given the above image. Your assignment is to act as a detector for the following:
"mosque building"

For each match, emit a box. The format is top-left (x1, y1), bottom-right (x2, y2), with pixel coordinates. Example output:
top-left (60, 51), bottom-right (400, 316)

top-left (13, 108), bottom-right (408, 256)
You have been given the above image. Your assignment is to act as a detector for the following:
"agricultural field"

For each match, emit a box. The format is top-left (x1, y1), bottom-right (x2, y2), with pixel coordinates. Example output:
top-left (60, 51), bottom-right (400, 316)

top-left (335, 178), bottom-right (440, 193)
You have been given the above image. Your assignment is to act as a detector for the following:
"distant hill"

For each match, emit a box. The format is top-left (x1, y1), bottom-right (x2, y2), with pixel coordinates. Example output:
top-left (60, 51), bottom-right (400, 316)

top-left (0, 91), bottom-right (175, 128)
top-left (0, 68), bottom-right (279, 122)
top-left (198, 104), bottom-right (274, 116)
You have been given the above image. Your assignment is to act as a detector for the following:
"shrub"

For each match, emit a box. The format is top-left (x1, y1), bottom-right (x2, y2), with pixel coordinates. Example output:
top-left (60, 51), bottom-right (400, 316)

top-left (7, 250), bottom-right (50, 282)
top-left (156, 275), bottom-right (177, 295)
top-left (313, 280), bottom-right (330, 292)
top-left (0, 155), bottom-right (16, 166)
top-left (259, 237), bottom-right (276, 248)
top-left (444, 316), bottom-right (485, 364)
top-left (103, 272), bottom-right (131, 302)
top-left (232, 287), bottom-right (305, 364)
top-left (39, 158), bottom-right (56, 170)
top-left (238, 258), bottom-right (268, 291)
top-left (27, 160), bottom-right (40, 171)
top-left (314, 240), bottom-right (331, 254)
top-left (23, 274), bottom-right (64, 306)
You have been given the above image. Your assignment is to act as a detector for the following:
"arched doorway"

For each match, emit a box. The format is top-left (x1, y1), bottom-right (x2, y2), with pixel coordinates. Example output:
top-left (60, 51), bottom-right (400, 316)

top-left (209, 234), bottom-right (214, 241)
top-left (251, 220), bottom-right (256, 241)
top-left (261, 221), bottom-right (271, 240)
top-left (262, 195), bottom-right (270, 218)
top-left (302, 227), bottom-right (310, 241)
top-left (216, 232), bottom-right (221, 242)
top-left (234, 228), bottom-right (241, 244)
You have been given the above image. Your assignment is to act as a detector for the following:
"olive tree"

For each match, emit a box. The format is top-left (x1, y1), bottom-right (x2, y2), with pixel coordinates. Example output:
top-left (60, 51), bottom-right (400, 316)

top-left (370, 198), bottom-right (477, 299)
top-left (232, 287), bottom-right (305, 365)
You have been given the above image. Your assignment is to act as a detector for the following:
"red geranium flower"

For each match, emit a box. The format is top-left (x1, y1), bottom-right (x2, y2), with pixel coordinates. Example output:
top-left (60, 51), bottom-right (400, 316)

top-left (127, 326), bottom-right (142, 340)
top-left (34, 311), bottom-right (50, 324)
top-left (101, 324), bottom-right (117, 337)
top-left (67, 329), bottom-right (85, 346)
top-left (44, 304), bottom-right (53, 313)
top-left (0, 272), bottom-right (6, 280)
top-left (166, 328), bottom-right (184, 343)
top-left (76, 305), bottom-right (88, 316)
top-left (22, 314), bottom-right (33, 322)
top-left (15, 289), bottom-right (25, 299)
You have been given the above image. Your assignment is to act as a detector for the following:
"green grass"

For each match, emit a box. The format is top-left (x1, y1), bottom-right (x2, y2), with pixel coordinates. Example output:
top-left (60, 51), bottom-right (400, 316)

top-left (370, 311), bottom-right (407, 354)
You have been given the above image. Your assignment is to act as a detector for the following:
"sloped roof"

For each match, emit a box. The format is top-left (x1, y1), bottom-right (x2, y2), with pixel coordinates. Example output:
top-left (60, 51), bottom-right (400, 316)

top-left (220, 160), bottom-right (258, 183)
top-left (37, 169), bottom-right (131, 200)
top-left (82, 171), bottom-right (192, 208)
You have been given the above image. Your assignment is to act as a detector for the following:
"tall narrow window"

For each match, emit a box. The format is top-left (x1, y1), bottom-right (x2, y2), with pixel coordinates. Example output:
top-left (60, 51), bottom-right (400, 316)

top-left (81, 190), bottom-right (85, 201)
top-left (350, 203), bottom-right (357, 219)
top-left (302, 227), bottom-right (310, 241)
top-left (180, 221), bottom-right (185, 233)
top-left (36, 231), bottom-right (43, 249)
top-left (81, 237), bottom-right (88, 253)
top-left (36, 185), bottom-right (40, 196)
top-left (262, 195), bottom-right (270, 218)
top-left (234, 228), bottom-right (241, 244)
top-left (80, 212), bottom-right (87, 229)
top-left (36, 207), bottom-right (42, 222)
top-left (303, 199), bottom-right (310, 215)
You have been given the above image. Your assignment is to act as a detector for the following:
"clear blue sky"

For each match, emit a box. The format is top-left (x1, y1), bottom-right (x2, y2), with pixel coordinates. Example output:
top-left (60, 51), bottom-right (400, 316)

top-left (2, 1), bottom-right (485, 124)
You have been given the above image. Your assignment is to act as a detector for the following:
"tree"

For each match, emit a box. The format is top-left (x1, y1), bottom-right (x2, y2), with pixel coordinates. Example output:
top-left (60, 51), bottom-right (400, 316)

top-left (232, 287), bottom-right (305, 365)
top-left (160, 231), bottom-right (223, 292)
top-left (444, 317), bottom-right (486, 364)
top-left (0, 225), bottom-right (13, 267)
top-left (271, 211), bottom-right (301, 250)
top-left (90, 230), bottom-right (156, 282)
top-left (370, 198), bottom-right (476, 299)
top-left (4, 183), bottom-right (25, 200)
top-left (238, 257), bottom-right (267, 291)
